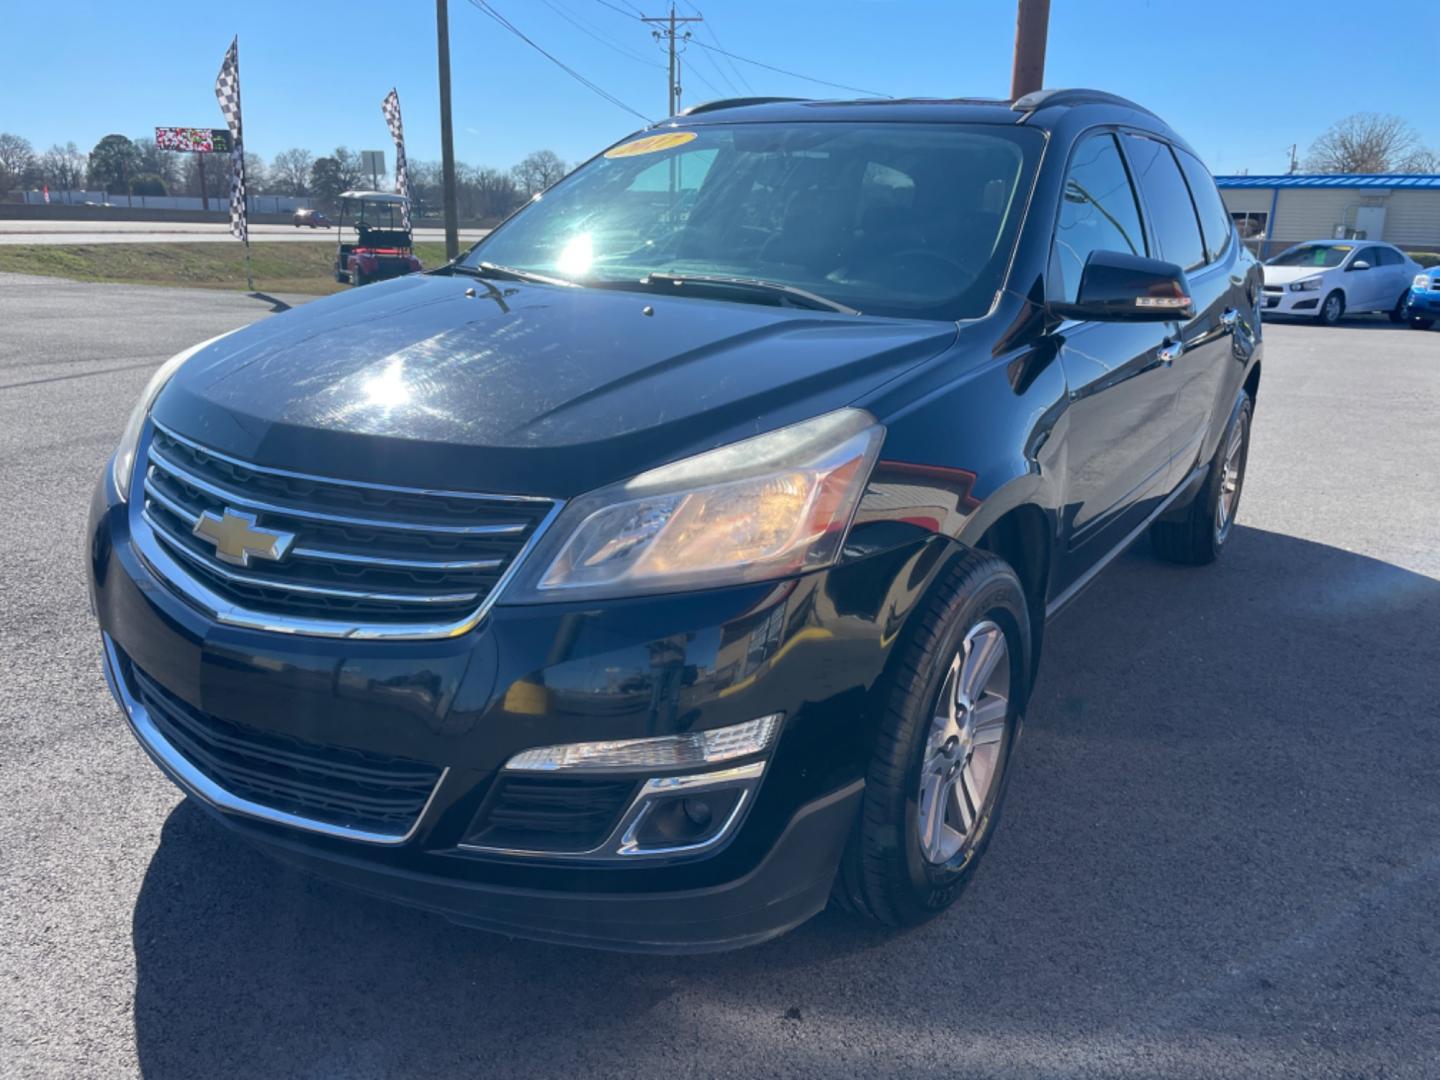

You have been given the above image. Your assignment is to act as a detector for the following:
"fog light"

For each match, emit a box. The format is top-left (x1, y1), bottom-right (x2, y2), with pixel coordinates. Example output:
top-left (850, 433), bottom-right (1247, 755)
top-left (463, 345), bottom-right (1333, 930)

top-left (616, 762), bottom-right (764, 856)
top-left (504, 714), bottom-right (782, 773)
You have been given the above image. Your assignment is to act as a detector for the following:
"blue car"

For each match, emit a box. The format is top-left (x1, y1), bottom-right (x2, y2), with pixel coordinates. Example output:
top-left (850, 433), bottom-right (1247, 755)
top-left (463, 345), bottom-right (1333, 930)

top-left (1409, 267), bottom-right (1440, 329)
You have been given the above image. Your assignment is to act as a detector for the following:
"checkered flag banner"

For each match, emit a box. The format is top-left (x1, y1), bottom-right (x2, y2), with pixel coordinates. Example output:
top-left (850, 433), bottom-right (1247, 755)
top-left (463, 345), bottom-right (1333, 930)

top-left (214, 37), bottom-right (248, 243)
top-left (381, 88), bottom-right (412, 231)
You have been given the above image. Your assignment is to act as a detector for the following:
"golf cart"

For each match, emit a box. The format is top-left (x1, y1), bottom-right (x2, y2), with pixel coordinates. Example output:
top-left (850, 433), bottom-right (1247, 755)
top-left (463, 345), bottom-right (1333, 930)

top-left (334, 191), bottom-right (422, 287)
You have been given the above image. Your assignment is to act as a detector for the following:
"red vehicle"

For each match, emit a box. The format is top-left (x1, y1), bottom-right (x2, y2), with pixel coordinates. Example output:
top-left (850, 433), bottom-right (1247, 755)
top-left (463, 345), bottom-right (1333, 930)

top-left (333, 191), bottom-right (422, 287)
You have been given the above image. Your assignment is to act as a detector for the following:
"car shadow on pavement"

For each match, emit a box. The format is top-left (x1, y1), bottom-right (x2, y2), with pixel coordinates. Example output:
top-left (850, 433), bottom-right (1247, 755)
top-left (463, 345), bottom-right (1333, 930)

top-left (129, 525), bottom-right (1440, 1079)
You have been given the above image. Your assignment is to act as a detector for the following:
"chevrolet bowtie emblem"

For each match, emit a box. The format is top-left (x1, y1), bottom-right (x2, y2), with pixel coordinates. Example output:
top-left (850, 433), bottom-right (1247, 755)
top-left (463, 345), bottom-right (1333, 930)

top-left (192, 508), bottom-right (295, 568)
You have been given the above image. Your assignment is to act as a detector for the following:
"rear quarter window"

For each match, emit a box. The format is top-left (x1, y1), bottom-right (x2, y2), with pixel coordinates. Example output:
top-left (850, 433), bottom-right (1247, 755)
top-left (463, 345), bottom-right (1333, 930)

top-left (1122, 134), bottom-right (1206, 272)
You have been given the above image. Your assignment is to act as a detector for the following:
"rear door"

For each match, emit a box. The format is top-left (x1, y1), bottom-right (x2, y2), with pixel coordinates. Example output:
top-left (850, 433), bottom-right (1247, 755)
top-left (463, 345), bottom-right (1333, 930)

top-left (1374, 246), bottom-right (1409, 312)
top-left (1049, 131), bottom-right (1178, 591)
top-left (1161, 143), bottom-right (1249, 477)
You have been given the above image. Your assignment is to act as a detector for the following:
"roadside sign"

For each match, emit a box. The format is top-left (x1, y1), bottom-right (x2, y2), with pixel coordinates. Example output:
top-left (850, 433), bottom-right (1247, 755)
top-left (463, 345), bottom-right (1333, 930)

top-left (155, 127), bottom-right (233, 153)
top-left (361, 150), bottom-right (386, 181)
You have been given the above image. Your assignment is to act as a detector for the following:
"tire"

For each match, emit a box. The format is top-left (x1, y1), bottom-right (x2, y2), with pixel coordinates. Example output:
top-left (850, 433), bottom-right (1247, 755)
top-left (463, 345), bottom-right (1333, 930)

top-left (1389, 292), bottom-right (1411, 324)
top-left (1316, 290), bottom-right (1344, 325)
top-left (1150, 392), bottom-right (1253, 566)
top-left (831, 550), bottom-right (1030, 928)
top-left (351, 265), bottom-right (366, 288)
top-left (1411, 317), bottom-right (1436, 330)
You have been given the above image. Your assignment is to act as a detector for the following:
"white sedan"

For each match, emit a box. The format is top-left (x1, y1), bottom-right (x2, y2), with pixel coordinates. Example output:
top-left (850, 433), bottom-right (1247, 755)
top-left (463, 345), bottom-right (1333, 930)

top-left (1261, 241), bottom-right (1423, 325)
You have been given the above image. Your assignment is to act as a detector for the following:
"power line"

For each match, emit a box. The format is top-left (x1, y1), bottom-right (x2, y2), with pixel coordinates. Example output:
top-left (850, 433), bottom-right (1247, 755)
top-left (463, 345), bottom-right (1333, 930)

top-left (679, 1), bottom-right (753, 94)
top-left (465, 0), bottom-right (653, 123)
top-left (684, 38), bottom-right (889, 98)
top-left (592, 0), bottom-right (645, 20)
top-left (538, 0), bottom-right (664, 68)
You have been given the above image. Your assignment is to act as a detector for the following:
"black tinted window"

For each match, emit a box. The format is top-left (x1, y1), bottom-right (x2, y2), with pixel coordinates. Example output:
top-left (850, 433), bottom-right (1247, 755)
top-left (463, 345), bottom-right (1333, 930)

top-left (1051, 133), bottom-right (1147, 303)
top-left (1355, 247), bottom-right (1381, 267)
top-left (1175, 149), bottom-right (1232, 262)
top-left (1123, 134), bottom-right (1206, 271)
top-left (1376, 247), bottom-right (1403, 266)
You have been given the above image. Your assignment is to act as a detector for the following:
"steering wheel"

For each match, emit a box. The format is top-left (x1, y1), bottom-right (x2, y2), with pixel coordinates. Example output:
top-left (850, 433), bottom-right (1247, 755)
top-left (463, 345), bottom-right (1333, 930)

top-left (872, 248), bottom-right (978, 286)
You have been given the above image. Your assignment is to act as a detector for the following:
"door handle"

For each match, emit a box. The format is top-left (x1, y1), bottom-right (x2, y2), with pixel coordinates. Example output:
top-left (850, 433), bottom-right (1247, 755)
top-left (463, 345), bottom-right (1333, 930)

top-left (1220, 308), bottom-right (1240, 330)
top-left (1158, 338), bottom-right (1184, 366)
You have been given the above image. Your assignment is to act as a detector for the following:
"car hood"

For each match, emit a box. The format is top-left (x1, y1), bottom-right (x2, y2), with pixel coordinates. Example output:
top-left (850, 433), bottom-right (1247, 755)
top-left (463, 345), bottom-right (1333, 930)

top-left (1263, 264), bottom-right (1334, 285)
top-left (156, 272), bottom-right (959, 497)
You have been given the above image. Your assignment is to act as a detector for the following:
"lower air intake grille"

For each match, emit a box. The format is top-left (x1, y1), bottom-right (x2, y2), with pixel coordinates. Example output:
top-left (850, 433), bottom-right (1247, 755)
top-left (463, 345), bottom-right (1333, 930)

top-left (123, 653), bottom-right (443, 836)
top-left (464, 775), bottom-right (639, 853)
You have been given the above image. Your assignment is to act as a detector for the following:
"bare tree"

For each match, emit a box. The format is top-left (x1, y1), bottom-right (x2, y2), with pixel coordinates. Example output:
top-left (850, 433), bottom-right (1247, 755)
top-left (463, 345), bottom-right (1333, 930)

top-left (0, 132), bottom-right (37, 193)
top-left (512, 150), bottom-right (567, 197)
top-left (1305, 113), bottom-right (1439, 173)
top-left (269, 148), bottom-right (314, 195)
top-left (40, 142), bottom-right (87, 194)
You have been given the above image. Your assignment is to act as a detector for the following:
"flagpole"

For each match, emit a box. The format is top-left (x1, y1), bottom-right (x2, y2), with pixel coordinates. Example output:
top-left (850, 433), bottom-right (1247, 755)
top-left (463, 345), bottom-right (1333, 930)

top-left (244, 241), bottom-right (254, 292)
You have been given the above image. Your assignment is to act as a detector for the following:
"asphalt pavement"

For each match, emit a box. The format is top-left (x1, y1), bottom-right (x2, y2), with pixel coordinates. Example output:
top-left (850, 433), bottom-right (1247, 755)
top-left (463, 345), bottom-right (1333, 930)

top-left (0, 220), bottom-right (491, 245)
top-left (1, 273), bottom-right (1438, 1079)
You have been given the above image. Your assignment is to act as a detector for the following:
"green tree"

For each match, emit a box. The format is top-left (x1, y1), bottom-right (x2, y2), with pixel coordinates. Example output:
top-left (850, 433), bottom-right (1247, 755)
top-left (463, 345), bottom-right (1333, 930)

top-left (309, 156), bottom-right (346, 211)
top-left (88, 134), bottom-right (142, 196)
top-left (129, 173), bottom-right (167, 196)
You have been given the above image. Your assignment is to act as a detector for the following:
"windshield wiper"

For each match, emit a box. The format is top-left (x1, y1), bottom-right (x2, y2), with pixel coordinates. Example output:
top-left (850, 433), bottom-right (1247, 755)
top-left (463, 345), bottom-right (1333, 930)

top-left (473, 261), bottom-right (577, 288)
top-left (641, 272), bottom-right (858, 315)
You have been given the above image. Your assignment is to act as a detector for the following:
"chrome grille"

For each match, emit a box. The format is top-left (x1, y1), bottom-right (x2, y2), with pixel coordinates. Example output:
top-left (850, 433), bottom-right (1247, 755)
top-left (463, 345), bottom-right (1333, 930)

top-left (135, 421), bottom-right (560, 638)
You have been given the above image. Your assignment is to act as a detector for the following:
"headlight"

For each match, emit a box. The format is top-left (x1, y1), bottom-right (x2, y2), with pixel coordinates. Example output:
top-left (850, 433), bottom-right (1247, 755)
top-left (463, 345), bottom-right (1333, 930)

top-left (503, 407), bottom-right (884, 602)
top-left (1289, 277), bottom-right (1323, 292)
top-left (1417, 274), bottom-right (1433, 290)
top-left (112, 332), bottom-right (234, 501)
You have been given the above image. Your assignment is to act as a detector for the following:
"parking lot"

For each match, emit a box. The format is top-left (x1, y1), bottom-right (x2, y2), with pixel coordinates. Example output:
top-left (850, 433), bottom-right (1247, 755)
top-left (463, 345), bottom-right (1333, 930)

top-left (1, 273), bottom-right (1437, 1079)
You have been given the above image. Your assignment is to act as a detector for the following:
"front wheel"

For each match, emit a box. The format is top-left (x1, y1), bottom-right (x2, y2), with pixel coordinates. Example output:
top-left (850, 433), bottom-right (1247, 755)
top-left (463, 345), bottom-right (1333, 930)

top-left (1411, 316), bottom-right (1436, 330)
top-left (1316, 289), bottom-right (1345, 325)
top-left (1389, 292), bottom-right (1411, 324)
top-left (831, 551), bottom-right (1030, 927)
top-left (1151, 392), bottom-right (1253, 565)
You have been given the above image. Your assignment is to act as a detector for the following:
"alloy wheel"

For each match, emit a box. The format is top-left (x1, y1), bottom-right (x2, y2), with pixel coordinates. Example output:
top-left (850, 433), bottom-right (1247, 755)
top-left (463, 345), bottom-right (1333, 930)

top-left (1215, 409), bottom-right (1247, 541)
top-left (1324, 294), bottom-right (1342, 323)
top-left (916, 620), bottom-right (1010, 864)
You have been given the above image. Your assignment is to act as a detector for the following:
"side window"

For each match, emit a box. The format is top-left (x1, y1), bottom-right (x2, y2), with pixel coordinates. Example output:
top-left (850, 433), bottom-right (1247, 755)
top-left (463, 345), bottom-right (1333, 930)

top-left (1122, 134), bottom-right (1206, 272)
top-left (1376, 247), bottom-right (1402, 266)
top-left (1175, 148), bottom-right (1232, 263)
top-left (1354, 247), bottom-right (1380, 268)
top-left (1051, 133), bottom-right (1147, 304)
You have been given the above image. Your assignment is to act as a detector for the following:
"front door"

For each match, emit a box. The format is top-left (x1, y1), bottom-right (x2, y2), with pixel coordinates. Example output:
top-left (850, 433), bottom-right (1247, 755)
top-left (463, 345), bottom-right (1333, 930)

top-left (1047, 132), bottom-right (1177, 593)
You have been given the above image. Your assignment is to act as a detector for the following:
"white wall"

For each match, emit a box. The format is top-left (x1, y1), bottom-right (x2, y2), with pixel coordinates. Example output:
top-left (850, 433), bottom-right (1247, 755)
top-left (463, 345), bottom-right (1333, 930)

top-left (1383, 191), bottom-right (1440, 248)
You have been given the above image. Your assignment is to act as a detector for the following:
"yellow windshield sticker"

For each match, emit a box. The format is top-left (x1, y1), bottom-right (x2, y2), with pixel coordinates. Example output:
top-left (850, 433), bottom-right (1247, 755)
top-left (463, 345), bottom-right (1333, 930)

top-left (605, 131), bottom-right (698, 158)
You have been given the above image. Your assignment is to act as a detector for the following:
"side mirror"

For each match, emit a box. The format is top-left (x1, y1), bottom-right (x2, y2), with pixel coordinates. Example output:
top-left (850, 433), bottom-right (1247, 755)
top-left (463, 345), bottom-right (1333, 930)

top-left (1050, 249), bottom-right (1195, 322)
top-left (1348, 260), bottom-right (1370, 271)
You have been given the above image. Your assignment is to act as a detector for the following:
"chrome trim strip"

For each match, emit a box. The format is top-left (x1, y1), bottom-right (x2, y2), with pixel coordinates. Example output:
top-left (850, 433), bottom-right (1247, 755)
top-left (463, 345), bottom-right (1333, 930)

top-left (148, 449), bottom-right (529, 536)
top-left (101, 634), bottom-right (447, 845)
top-left (289, 547), bottom-right (505, 573)
top-left (457, 760), bottom-right (767, 861)
top-left (152, 418), bottom-right (554, 504)
top-left (146, 476), bottom-right (505, 572)
top-left (143, 509), bottom-right (481, 605)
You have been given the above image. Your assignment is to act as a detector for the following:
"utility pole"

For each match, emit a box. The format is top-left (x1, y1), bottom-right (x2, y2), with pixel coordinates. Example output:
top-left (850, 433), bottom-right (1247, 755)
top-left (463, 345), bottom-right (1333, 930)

top-left (1286, 144), bottom-right (1299, 174)
top-left (436, 0), bottom-right (460, 260)
top-left (642, 5), bottom-right (703, 116)
top-left (1009, 0), bottom-right (1050, 100)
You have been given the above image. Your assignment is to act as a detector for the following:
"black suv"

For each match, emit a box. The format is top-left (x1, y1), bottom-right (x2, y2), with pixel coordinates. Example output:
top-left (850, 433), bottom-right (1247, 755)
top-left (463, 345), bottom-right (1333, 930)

top-left (89, 89), bottom-right (1262, 952)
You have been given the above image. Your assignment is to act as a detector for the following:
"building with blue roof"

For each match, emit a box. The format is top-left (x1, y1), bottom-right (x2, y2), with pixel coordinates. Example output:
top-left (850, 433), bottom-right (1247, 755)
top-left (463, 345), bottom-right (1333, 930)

top-left (1215, 174), bottom-right (1440, 257)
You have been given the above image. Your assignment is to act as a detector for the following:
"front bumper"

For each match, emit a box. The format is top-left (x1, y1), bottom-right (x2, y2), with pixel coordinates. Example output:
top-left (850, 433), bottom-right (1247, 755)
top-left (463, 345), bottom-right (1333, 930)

top-left (89, 465), bottom-right (945, 951)
top-left (1409, 289), bottom-right (1440, 317)
top-left (1261, 286), bottom-right (1325, 316)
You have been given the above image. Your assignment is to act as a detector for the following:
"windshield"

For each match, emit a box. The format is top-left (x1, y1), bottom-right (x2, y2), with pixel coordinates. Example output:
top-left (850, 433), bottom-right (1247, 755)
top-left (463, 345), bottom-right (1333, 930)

top-left (1268, 243), bottom-right (1352, 269)
top-left (460, 122), bottom-right (1042, 320)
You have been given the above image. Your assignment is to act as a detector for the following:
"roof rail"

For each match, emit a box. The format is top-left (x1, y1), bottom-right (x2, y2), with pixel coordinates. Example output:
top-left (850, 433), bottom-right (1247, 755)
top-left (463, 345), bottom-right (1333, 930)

top-left (1011, 88), bottom-right (1157, 118)
top-left (679, 96), bottom-right (809, 117)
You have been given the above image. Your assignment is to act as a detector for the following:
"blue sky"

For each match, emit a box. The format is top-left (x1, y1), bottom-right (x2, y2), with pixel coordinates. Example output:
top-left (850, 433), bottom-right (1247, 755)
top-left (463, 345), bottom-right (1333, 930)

top-left (4, 0), bottom-right (1437, 177)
